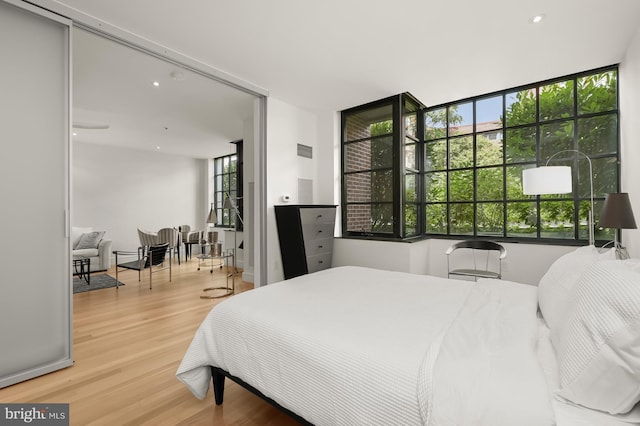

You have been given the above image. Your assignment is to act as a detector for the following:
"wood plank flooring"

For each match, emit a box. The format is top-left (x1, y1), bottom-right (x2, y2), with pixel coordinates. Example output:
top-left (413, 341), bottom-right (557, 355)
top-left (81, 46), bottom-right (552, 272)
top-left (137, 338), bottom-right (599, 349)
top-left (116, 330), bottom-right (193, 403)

top-left (0, 258), bottom-right (301, 425)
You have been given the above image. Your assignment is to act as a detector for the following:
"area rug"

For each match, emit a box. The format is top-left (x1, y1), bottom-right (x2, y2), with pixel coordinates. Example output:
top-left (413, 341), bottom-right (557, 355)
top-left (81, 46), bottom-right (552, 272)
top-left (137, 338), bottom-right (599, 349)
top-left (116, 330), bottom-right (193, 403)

top-left (73, 274), bottom-right (122, 293)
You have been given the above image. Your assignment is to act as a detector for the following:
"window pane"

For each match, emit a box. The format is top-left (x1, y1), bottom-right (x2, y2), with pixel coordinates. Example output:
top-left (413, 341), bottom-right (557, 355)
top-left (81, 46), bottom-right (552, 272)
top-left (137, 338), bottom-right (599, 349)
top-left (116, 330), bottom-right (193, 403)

top-left (476, 95), bottom-right (502, 131)
top-left (425, 140), bottom-right (447, 171)
top-left (578, 70), bottom-right (617, 114)
top-left (506, 165), bottom-right (535, 200)
top-left (346, 204), bottom-right (372, 232)
top-left (476, 133), bottom-right (503, 167)
top-left (345, 204), bottom-right (394, 234)
top-left (540, 120), bottom-right (574, 161)
top-left (477, 203), bottom-right (503, 236)
top-left (450, 203), bottom-right (474, 235)
top-left (581, 156), bottom-right (617, 198)
top-left (507, 202), bottom-right (537, 238)
top-left (345, 170), bottom-right (393, 202)
top-left (540, 201), bottom-right (574, 239)
top-left (578, 199), bottom-right (599, 242)
top-left (405, 173), bottom-right (417, 202)
top-left (593, 199), bottom-right (614, 241)
top-left (449, 136), bottom-right (473, 169)
top-left (505, 89), bottom-right (537, 126)
top-left (345, 173), bottom-right (371, 202)
top-left (404, 203), bottom-right (418, 236)
top-left (405, 140), bottom-right (416, 170)
top-left (345, 137), bottom-right (393, 172)
top-left (449, 102), bottom-right (473, 136)
top-left (449, 170), bottom-right (473, 202)
top-left (425, 108), bottom-right (446, 141)
top-left (477, 167), bottom-right (503, 201)
top-left (344, 104), bottom-right (392, 142)
top-left (425, 172), bottom-right (447, 202)
top-left (506, 126), bottom-right (536, 163)
top-left (371, 170), bottom-right (393, 202)
top-left (371, 204), bottom-right (393, 232)
top-left (540, 80), bottom-right (574, 121)
top-left (577, 114), bottom-right (617, 156)
top-left (426, 204), bottom-right (447, 234)
top-left (404, 97), bottom-right (420, 138)
top-left (405, 113), bottom-right (417, 138)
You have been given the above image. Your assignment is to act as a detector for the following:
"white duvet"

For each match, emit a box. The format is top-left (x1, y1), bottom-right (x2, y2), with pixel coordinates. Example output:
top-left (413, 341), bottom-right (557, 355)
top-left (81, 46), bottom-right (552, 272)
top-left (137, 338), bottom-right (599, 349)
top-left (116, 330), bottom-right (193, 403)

top-left (177, 266), bottom-right (554, 425)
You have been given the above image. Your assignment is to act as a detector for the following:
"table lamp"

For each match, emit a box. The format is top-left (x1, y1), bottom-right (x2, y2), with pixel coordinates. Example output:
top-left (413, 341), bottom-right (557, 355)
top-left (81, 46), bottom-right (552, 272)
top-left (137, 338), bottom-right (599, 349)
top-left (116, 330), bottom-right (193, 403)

top-left (599, 192), bottom-right (637, 259)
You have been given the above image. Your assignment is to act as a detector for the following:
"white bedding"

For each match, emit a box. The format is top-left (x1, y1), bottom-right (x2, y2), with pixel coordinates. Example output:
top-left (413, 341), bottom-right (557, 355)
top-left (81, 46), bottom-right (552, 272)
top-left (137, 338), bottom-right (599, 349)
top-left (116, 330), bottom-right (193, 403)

top-left (177, 266), bottom-right (554, 425)
top-left (536, 316), bottom-right (640, 426)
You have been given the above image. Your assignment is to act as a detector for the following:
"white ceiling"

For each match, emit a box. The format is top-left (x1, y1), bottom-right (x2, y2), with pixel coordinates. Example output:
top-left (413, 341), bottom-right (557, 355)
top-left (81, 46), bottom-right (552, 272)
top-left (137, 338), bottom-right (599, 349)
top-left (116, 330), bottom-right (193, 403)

top-left (61, 0), bottom-right (640, 158)
top-left (72, 29), bottom-right (256, 159)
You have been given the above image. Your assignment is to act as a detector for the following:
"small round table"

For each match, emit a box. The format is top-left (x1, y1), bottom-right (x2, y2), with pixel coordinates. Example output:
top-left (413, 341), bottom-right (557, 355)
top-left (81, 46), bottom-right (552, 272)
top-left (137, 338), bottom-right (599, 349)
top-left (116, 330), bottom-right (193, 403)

top-left (199, 250), bottom-right (234, 299)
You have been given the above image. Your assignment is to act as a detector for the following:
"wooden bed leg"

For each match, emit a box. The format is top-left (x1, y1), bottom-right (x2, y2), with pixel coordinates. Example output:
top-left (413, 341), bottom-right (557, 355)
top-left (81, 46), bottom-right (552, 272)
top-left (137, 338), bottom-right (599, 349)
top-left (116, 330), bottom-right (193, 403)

top-left (211, 368), bottom-right (225, 405)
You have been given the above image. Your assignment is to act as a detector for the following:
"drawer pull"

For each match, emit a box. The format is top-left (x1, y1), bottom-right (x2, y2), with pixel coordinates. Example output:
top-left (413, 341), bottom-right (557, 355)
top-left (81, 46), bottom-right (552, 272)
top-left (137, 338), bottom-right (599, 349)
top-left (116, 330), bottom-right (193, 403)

top-left (318, 260), bottom-right (324, 264)
top-left (318, 230), bottom-right (323, 234)
top-left (317, 214), bottom-right (323, 218)
top-left (318, 245), bottom-right (323, 249)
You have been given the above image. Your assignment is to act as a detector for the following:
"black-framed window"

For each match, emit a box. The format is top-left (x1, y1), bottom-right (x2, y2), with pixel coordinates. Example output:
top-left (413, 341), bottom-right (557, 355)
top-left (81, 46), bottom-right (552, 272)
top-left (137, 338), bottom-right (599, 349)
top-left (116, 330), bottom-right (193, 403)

top-left (213, 140), bottom-right (243, 230)
top-left (341, 66), bottom-right (619, 244)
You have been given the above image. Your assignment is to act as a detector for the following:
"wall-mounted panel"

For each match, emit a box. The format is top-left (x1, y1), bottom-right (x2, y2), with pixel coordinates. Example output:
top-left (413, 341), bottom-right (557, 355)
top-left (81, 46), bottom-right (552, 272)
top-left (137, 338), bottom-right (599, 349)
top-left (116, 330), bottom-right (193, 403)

top-left (0, 0), bottom-right (72, 388)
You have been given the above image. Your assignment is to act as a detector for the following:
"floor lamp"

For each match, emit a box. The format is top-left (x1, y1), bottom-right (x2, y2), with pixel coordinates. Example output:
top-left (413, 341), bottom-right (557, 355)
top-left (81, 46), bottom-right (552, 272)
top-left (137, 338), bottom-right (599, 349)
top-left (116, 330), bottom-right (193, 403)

top-left (522, 150), bottom-right (594, 246)
top-left (223, 193), bottom-right (244, 273)
top-left (599, 192), bottom-right (637, 259)
top-left (206, 202), bottom-right (217, 230)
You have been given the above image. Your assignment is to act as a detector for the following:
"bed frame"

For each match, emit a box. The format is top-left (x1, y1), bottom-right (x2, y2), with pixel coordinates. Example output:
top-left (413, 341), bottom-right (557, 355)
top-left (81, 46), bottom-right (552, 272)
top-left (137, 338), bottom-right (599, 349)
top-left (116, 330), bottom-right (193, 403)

top-left (211, 366), bottom-right (313, 425)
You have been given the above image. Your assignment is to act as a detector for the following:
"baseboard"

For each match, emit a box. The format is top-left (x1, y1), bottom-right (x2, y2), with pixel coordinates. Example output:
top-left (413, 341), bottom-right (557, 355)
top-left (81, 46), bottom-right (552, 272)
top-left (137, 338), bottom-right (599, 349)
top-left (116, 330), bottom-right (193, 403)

top-left (241, 270), bottom-right (254, 284)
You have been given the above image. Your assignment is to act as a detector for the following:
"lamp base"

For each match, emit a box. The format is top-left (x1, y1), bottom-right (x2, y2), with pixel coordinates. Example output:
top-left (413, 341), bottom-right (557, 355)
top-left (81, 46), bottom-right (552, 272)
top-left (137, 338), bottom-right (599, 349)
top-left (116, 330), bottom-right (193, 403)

top-left (601, 239), bottom-right (630, 259)
top-left (615, 244), bottom-right (630, 260)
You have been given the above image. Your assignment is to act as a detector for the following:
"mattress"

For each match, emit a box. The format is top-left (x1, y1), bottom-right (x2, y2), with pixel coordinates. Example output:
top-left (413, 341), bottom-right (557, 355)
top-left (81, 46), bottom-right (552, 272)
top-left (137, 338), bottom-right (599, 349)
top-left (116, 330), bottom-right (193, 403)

top-left (177, 266), bottom-right (555, 425)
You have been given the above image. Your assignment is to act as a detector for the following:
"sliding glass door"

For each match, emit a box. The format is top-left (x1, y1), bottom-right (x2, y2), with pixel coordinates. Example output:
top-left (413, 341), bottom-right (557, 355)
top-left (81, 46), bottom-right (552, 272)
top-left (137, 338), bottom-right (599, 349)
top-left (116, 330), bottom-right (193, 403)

top-left (0, 0), bottom-right (72, 388)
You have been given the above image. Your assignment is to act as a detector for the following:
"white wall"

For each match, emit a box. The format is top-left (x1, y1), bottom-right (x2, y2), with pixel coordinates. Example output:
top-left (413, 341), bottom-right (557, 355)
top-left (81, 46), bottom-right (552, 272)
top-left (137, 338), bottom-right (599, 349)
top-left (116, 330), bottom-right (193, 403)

top-left (266, 97), bottom-right (336, 283)
top-left (333, 239), bottom-right (431, 275)
top-left (334, 238), bottom-right (573, 285)
top-left (620, 27), bottom-right (640, 257)
top-left (73, 142), bottom-right (207, 252)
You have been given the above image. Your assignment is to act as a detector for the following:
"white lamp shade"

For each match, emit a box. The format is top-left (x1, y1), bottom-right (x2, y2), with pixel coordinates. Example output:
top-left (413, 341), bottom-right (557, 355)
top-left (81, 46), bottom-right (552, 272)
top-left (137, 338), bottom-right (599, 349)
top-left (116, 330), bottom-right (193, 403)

top-left (522, 166), bottom-right (572, 195)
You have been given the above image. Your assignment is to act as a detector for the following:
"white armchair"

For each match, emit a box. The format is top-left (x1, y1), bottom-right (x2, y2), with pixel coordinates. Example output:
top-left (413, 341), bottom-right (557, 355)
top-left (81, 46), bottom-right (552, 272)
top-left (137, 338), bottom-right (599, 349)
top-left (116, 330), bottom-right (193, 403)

top-left (72, 226), bottom-right (112, 271)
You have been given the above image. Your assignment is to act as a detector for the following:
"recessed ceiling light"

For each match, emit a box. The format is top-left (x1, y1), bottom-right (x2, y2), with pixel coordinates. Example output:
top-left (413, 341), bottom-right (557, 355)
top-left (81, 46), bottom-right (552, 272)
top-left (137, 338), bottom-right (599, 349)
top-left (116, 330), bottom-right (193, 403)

top-left (153, 81), bottom-right (160, 87)
top-left (156, 146), bottom-right (161, 150)
top-left (72, 132), bottom-right (77, 136)
top-left (530, 14), bottom-right (545, 24)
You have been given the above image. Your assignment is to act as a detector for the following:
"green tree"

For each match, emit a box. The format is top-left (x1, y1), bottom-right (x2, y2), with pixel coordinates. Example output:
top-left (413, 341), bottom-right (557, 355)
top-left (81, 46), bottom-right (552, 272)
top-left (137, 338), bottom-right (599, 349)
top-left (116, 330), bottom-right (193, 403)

top-left (423, 69), bottom-right (617, 239)
top-left (369, 120), bottom-right (393, 232)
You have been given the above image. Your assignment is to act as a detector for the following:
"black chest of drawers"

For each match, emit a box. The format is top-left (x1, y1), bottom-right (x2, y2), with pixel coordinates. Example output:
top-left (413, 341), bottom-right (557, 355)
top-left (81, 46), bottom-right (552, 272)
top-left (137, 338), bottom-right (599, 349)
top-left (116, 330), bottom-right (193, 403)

top-left (275, 205), bottom-right (337, 279)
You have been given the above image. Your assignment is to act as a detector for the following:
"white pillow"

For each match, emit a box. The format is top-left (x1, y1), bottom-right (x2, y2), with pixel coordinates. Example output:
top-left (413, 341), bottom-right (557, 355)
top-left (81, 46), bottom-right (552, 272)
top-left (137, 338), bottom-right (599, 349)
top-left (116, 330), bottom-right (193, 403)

top-left (72, 226), bottom-right (93, 249)
top-left (75, 231), bottom-right (105, 250)
top-left (555, 260), bottom-right (640, 414)
top-left (537, 245), bottom-right (614, 342)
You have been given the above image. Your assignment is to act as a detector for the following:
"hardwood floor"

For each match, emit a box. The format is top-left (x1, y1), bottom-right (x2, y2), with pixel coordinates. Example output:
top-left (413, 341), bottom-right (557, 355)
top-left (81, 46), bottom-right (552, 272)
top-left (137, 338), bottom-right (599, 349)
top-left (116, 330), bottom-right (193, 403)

top-left (0, 258), bottom-right (301, 426)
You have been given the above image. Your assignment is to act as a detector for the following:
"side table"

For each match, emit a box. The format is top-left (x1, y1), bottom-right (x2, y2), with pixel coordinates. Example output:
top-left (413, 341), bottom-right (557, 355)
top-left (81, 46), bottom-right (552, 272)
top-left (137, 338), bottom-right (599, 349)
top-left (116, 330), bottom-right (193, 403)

top-left (72, 255), bottom-right (90, 285)
top-left (198, 250), bottom-right (234, 299)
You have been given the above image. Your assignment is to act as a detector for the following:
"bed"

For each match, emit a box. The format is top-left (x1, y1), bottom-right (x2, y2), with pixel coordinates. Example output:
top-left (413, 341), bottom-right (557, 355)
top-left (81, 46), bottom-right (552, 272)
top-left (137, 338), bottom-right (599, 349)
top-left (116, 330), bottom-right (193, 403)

top-left (177, 246), bottom-right (640, 425)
